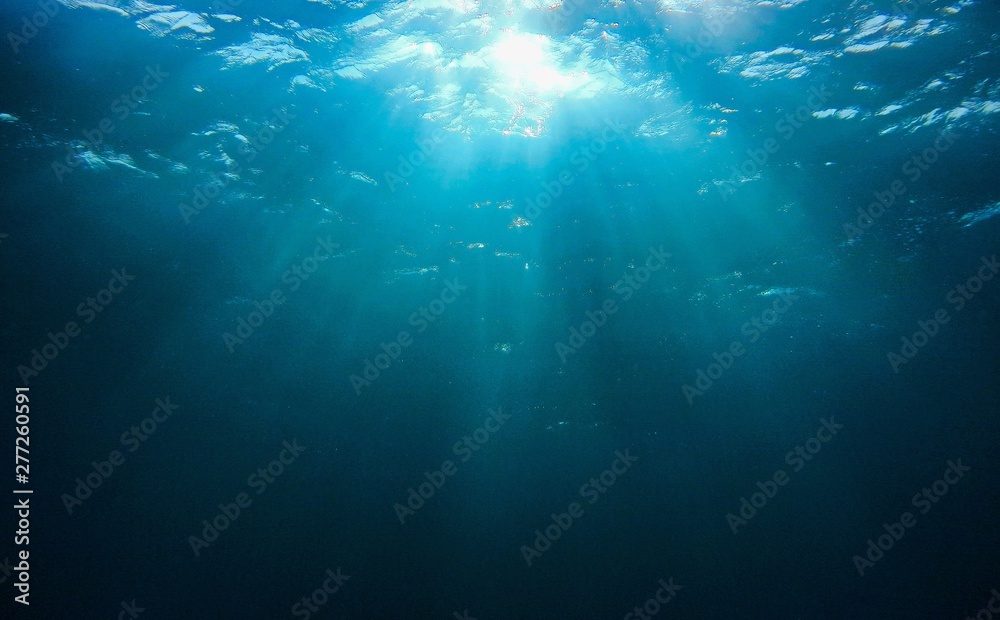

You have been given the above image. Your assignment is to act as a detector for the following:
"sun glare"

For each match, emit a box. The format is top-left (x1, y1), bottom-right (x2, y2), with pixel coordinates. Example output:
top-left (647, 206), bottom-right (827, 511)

top-left (489, 31), bottom-right (571, 94)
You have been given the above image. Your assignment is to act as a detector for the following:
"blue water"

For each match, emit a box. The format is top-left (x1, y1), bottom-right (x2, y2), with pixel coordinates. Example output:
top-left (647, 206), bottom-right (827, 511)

top-left (2, 0), bottom-right (999, 618)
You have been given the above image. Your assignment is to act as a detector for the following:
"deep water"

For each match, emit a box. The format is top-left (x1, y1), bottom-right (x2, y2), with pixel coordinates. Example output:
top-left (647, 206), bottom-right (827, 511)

top-left (1, 0), bottom-right (999, 618)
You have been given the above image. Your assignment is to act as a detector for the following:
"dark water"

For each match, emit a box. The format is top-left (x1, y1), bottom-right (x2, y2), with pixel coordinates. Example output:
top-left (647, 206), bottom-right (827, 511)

top-left (1, 0), bottom-right (999, 618)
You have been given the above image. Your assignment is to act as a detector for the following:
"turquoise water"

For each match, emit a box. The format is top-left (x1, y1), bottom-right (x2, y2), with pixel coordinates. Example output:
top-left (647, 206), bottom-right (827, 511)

top-left (2, 0), bottom-right (999, 617)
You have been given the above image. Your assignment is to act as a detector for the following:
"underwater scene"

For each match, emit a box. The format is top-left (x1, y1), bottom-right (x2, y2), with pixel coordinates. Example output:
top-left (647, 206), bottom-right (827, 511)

top-left (1, 0), bottom-right (999, 617)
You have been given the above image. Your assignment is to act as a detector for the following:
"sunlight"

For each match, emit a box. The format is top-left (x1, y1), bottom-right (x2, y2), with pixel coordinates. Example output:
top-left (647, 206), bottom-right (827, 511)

top-left (488, 31), bottom-right (574, 95)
